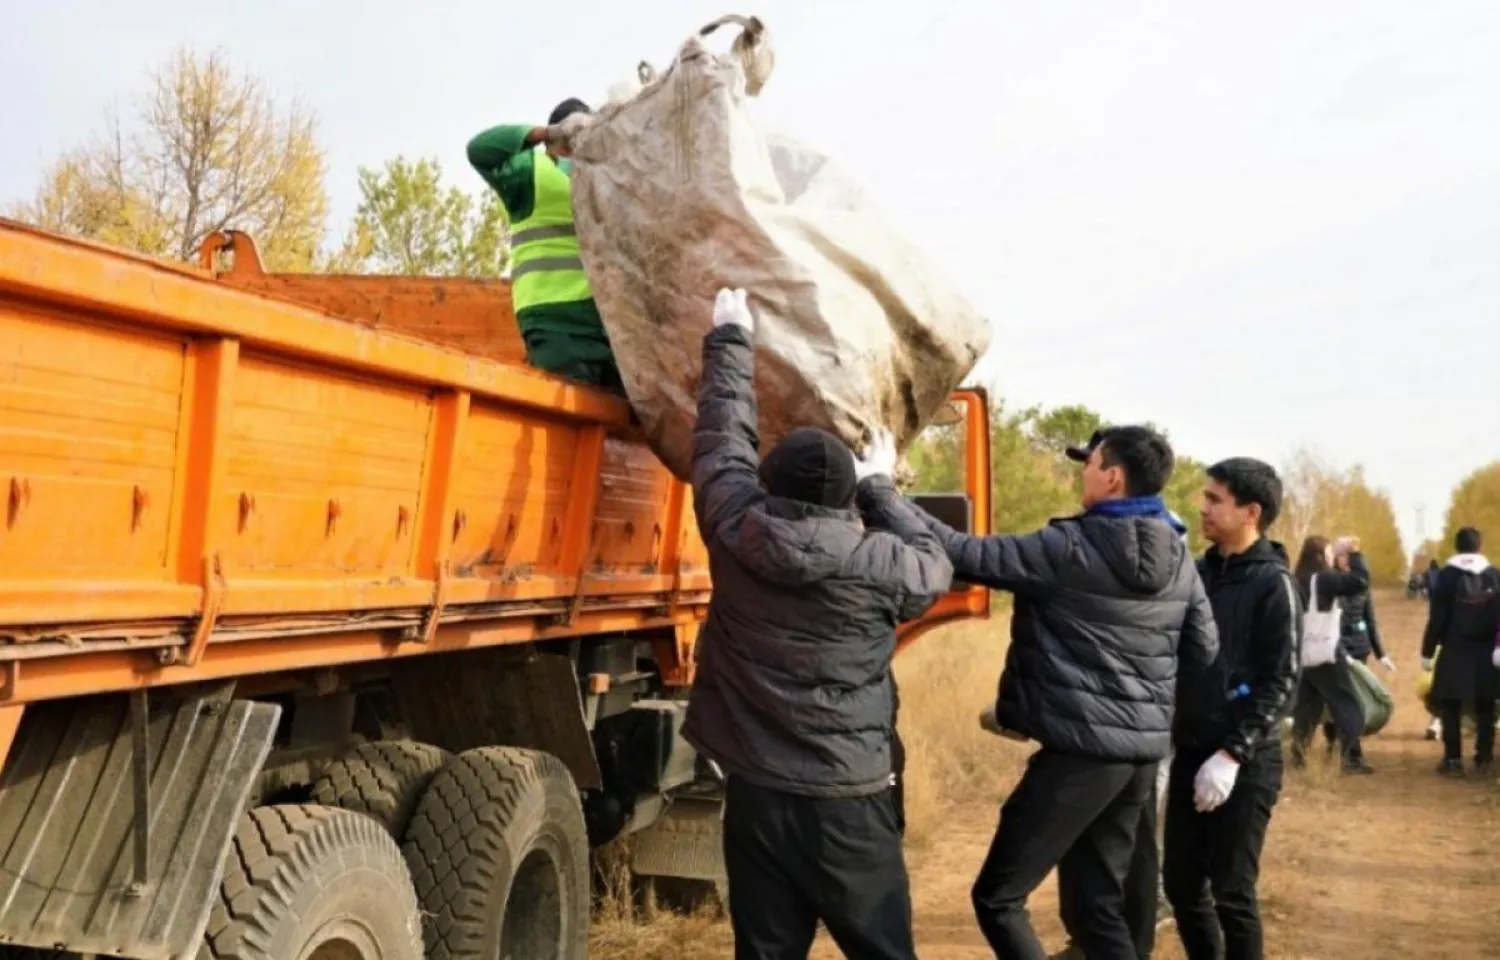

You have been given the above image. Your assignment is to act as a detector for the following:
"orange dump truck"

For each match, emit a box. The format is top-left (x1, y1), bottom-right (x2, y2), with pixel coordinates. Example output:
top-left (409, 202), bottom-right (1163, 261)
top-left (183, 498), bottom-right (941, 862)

top-left (0, 221), bottom-right (991, 960)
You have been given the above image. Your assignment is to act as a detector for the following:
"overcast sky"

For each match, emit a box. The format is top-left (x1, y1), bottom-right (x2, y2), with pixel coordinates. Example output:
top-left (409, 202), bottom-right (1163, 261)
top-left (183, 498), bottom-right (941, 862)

top-left (4, 1), bottom-right (1496, 552)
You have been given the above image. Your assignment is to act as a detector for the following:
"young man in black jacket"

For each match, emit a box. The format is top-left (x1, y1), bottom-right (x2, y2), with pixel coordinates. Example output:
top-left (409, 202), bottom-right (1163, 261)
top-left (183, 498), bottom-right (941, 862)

top-left (1165, 458), bottom-right (1300, 960)
top-left (685, 289), bottom-right (954, 960)
top-left (896, 426), bottom-right (1219, 960)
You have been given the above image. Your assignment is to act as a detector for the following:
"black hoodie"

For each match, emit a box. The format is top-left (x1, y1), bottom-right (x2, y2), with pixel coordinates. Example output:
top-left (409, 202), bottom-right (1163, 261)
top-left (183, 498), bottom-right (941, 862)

top-left (1178, 538), bottom-right (1302, 764)
top-left (912, 509), bottom-right (1220, 762)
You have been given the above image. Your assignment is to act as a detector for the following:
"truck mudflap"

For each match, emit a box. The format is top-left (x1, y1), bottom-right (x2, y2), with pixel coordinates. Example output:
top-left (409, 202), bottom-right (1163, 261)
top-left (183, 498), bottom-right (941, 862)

top-left (0, 689), bottom-right (278, 959)
top-left (630, 791), bottom-right (728, 899)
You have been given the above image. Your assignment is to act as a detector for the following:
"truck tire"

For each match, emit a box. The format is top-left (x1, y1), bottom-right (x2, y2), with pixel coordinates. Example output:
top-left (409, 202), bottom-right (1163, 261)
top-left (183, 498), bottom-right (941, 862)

top-left (403, 748), bottom-right (589, 960)
top-left (200, 804), bottom-right (422, 960)
top-left (309, 740), bottom-right (450, 837)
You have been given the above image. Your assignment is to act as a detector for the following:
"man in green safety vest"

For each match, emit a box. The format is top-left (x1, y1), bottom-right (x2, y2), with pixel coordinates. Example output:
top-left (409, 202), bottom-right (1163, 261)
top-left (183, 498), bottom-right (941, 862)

top-left (467, 99), bottom-right (623, 392)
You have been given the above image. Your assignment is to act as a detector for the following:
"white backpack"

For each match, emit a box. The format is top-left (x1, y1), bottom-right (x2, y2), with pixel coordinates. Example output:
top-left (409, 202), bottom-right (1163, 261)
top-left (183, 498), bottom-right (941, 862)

top-left (1301, 574), bottom-right (1343, 667)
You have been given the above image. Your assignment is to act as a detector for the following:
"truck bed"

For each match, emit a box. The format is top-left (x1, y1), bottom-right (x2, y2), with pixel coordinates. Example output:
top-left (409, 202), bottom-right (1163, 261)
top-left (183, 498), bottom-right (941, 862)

top-left (0, 221), bottom-right (722, 700)
top-left (0, 223), bottom-right (990, 708)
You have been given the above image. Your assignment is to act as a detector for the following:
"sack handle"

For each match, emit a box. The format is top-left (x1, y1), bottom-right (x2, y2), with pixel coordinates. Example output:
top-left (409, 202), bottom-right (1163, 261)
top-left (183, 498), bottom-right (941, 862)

top-left (1309, 574), bottom-right (1319, 612)
top-left (697, 14), bottom-right (775, 96)
top-left (699, 13), bottom-right (765, 41)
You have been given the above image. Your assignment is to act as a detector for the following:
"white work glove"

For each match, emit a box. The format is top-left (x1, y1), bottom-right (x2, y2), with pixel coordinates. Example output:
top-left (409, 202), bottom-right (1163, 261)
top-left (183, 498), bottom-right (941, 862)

top-left (1421, 657), bottom-right (1435, 672)
top-left (1492, 647), bottom-right (1500, 670)
top-left (712, 288), bottom-right (754, 333)
top-left (855, 429), bottom-right (897, 483)
top-left (1193, 750), bottom-right (1240, 813)
top-left (1380, 656), bottom-right (1397, 673)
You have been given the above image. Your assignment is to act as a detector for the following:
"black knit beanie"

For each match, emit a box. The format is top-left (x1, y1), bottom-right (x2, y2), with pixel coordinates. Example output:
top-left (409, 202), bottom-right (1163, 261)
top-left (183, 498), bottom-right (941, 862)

top-left (759, 427), bottom-right (857, 508)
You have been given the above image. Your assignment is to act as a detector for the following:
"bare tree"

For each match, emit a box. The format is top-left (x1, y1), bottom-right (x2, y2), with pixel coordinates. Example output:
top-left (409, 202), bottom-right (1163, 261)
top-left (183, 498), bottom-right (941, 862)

top-left (1278, 448), bottom-right (1406, 583)
top-left (10, 49), bottom-right (328, 271)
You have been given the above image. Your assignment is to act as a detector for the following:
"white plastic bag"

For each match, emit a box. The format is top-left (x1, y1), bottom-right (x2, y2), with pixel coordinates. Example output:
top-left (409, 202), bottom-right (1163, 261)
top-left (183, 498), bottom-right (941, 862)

top-left (1302, 575), bottom-right (1343, 667)
top-left (566, 15), bottom-right (991, 479)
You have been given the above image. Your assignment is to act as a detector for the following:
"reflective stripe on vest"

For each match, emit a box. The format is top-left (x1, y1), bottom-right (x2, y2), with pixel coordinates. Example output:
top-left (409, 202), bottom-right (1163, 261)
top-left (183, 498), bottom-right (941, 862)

top-left (510, 154), bottom-right (592, 311)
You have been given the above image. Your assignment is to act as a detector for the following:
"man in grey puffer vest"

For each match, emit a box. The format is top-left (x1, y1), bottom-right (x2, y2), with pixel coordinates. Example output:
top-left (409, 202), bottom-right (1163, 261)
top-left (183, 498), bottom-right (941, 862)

top-left (896, 426), bottom-right (1220, 960)
top-left (683, 289), bottom-right (953, 960)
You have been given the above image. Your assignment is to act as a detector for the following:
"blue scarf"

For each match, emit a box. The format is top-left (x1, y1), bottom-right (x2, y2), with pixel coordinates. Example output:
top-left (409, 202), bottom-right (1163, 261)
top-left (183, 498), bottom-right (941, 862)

top-left (1086, 495), bottom-right (1187, 535)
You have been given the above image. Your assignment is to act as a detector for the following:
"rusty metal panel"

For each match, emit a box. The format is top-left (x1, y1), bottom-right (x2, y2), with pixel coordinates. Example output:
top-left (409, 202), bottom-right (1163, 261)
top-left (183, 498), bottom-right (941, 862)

top-left (0, 692), bottom-right (278, 959)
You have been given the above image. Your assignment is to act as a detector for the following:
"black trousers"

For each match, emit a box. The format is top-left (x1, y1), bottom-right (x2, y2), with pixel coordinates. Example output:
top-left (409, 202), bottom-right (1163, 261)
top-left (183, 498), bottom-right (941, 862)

top-left (1163, 746), bottom-right (1283, 960)
top-left (1291, 661), bottom-right (1364, 762)
top-left (971, 748), bottom-right (1155, 960)
top-left (1440, 698), bottom-right (1497, 764)
top-left (1058, 776), bottom-right (1161, 959)
top-left (722, 776), bottom-right (916, 960)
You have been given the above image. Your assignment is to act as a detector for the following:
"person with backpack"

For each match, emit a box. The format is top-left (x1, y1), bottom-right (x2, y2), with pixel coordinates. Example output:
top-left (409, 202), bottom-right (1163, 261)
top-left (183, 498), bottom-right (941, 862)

top-left (1421, 526), bottom-right (1500, 777)
top-left (1288, 535), bottom-right (1375, 773)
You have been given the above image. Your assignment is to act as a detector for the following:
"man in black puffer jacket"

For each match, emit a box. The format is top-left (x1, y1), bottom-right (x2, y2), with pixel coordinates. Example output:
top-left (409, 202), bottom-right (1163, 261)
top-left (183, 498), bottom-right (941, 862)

top-left (895, 426), bottom-right (1219, 960)
top-left (683, 289), bottom-right (953, 960)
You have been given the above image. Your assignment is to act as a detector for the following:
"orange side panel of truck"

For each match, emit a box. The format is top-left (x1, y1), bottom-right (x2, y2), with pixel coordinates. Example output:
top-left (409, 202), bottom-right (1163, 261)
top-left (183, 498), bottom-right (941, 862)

top-left (0, 222), bottom-right (991, 767)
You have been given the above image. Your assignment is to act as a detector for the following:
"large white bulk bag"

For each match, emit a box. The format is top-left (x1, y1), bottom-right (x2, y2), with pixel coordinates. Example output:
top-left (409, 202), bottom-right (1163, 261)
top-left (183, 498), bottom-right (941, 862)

top-left (566, 15), bottom-right (991, 479)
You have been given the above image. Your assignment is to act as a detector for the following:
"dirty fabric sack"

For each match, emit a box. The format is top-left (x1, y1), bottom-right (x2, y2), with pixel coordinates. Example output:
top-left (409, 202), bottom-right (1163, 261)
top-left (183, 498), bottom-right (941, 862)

top-left (1347, 658), bottom-right (1395, 736)
top-left (567, 15), bottom-right (991, 478)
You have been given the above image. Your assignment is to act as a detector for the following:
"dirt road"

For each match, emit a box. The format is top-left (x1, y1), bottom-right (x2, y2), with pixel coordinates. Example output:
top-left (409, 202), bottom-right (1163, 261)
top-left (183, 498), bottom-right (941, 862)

top-left (595, 593), bottom-right (1500, 959)
top-left (826, 592), bottom-right (1500, 960)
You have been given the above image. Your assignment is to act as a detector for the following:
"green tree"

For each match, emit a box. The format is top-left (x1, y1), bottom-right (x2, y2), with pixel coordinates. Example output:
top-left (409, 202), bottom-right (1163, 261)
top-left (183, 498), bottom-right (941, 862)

top-left (1162, 455), bottom-right (1210, 555)
top-left (1439, 461), bottom-right (1500, 560)
top-left (329, 157), bottom-right (508, 276)
top-left (904, 399), bottom-right (1212, 549)
top-left (989, 402), bottom-right (1079, 534)
top-left (9, 48), bottom-right (327, 271)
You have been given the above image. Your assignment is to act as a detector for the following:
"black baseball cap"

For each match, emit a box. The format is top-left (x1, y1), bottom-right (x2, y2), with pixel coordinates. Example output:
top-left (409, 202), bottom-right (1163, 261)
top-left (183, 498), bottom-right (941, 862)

top-left (1065, 430), bottom-right (1103, 464)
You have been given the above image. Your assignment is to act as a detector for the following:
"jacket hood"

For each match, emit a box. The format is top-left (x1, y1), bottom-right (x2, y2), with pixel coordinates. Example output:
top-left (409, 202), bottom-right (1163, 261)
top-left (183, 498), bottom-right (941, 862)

top-left (1206, 537), bottom-right (1290, 573)
top-left (1448, 553), bottom-right (1492, 575)
top-left (1079, 514), bottom-right (1184, 593)
top-left (730, 497), bottom-right (864, 586)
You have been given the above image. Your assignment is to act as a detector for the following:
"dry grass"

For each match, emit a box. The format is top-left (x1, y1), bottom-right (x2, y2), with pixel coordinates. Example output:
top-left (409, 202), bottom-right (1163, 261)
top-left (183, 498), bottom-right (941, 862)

top-left (891, 614), bottom-right (1024, 847)
top-left (589, 842), bottom-right (731, 960)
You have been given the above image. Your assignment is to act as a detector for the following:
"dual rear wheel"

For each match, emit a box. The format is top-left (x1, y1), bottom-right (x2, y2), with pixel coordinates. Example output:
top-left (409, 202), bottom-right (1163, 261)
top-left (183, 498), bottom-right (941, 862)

top-left (1, 745), bottom-right (592, 960)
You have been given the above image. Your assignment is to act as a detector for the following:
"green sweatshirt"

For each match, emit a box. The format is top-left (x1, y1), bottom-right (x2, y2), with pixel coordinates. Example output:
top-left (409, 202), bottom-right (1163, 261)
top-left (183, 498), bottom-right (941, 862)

top-left (466, 124), bottom-right (605, 340)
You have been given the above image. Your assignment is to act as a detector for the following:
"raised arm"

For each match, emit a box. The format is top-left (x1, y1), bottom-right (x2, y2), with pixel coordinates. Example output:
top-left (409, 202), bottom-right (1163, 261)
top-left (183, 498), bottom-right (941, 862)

top-left (466, 124), bottom-right (545, 217)
top-left (1318, 551), bottom-right (1372, 598)
top-left (690, 292), bottom-right (763, 547)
